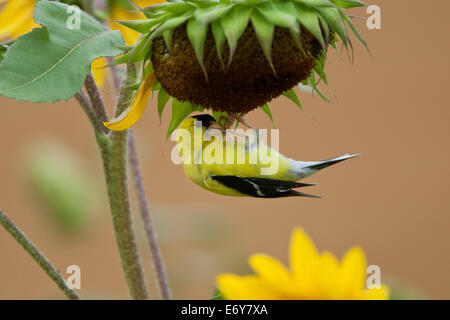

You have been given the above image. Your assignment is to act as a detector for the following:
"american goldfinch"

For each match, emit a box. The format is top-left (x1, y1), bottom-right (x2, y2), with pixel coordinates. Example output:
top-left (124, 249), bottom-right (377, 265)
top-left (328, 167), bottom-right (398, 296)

top-left (175, 114), bottom-right (359, 198)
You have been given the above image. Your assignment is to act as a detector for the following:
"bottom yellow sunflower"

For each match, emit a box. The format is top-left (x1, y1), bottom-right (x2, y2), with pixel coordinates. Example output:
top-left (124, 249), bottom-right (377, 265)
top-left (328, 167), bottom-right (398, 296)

top-left (217, 228), bottom-right (389, 300)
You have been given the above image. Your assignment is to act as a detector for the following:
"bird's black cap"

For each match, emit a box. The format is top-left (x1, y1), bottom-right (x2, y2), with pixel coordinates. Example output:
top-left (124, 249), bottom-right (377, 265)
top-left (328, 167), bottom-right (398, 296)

top-left (191, 114), bottom-right (216, 128)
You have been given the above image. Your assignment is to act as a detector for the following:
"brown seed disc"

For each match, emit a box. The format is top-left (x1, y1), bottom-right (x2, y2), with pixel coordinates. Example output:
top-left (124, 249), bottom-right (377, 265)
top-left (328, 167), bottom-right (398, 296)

top-left (151, 24), bottom-right (322, 114)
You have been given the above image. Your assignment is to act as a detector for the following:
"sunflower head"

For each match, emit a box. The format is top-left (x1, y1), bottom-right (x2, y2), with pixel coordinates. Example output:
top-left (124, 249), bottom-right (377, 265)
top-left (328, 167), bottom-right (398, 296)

top-left (116, 0), bottom-right (368, 118)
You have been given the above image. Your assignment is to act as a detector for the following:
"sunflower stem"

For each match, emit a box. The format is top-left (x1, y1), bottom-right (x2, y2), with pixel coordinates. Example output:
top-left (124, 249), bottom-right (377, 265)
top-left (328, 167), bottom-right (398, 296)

top-left (107, 57), bottom-right (172, 299)
top-left (0, 209), bottom-right (80, 300)
top-left (84, 73), bottom-right (109, 130)
top-left (74, 91), bottom-right (104, 133)
top-left (80, 64), bottom-right (149, 300)
top-left (128, 130), bottom-right (172, 300)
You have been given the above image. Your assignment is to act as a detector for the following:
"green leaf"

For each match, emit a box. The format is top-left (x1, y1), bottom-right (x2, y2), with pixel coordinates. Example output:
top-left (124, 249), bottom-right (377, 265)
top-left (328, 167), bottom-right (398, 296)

top-left (157, 88), bottom-right (171, 123)
top-left (283, 88), bottom-right (304, 111)
top-left (194, 4), bottom-right (234, 26)
top-left (260, 104), bottom-right (274, 124)
top-left (330, 0), bottom-right (367, 9)
top-left (250, 11), bottom-right (275, 73)
top-left (0, 1), bottom-right (124, 102)
top-left (211, 20), bottom-right (226, 69)
top-left (220, 5), bottom-right (253, 66)
top-left (187, 19), bottom-right (208, 79)
top-left (166, 99), bottom-right (199, 140)
top-left (295, 3), bottom-right (326, 50)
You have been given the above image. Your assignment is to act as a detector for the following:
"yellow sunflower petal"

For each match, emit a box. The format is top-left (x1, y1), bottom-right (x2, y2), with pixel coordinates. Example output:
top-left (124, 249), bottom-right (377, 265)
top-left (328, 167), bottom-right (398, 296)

top-left (103, 72), bottom-right (156, 131)
top-left (0, 0), bottom-right (35, 40)
top-left (217, 274), bottom-right (280, 300)
top-left (249, 253), bottom-right (297, 294)
top-left (290, 228), bottom-right (319, 281)
top-left (11, 13), bottom-right (38, 39)
top-left (91, 57), bottom-right (108, 88)
top-left (361, 285), bottom-right (390, 300)
top-left (109, 5), bottom-right (142, 45)
top-left (315, 251), bottom-right (341, 299)
top-left (339, 247), bottom-right (366, 298)
top-left (109, 0), bottom-right (166, 45)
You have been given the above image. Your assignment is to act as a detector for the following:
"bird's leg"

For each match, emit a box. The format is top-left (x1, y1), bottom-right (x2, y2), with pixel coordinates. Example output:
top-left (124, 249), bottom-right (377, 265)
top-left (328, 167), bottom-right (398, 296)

top-left (229, 113), bottom-right (255, 129)
top-left (218, 115), bottom-right (235, 129)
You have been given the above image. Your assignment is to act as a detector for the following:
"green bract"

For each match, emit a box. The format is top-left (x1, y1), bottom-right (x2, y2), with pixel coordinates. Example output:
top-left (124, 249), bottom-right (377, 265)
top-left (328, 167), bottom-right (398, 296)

top-left (117, 0), bottom-right (368, 132)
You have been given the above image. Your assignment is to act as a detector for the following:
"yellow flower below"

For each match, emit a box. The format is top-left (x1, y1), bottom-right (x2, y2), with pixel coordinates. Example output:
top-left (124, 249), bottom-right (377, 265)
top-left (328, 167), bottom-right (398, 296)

top-left (217, 228), bottom-right (389, 300)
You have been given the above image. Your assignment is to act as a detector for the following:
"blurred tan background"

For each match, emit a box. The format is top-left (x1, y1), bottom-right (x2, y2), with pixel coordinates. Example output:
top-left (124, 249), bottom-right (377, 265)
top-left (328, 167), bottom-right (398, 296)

top-left (0, 0), bottom-right (449, 299)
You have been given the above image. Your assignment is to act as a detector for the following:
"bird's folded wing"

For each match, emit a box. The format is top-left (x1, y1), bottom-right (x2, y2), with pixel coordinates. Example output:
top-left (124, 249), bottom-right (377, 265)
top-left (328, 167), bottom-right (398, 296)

top-left (209, 175), bottom-right (319, 198)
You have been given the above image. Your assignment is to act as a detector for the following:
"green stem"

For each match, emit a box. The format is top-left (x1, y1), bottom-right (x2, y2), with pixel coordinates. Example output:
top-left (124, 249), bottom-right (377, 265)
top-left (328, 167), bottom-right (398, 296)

top-left (129, 131), bottom-right (172, 299)
top-left (84, 63), bottom-right (149, 300)
top-left (0, 209), bottom-right (80, 300)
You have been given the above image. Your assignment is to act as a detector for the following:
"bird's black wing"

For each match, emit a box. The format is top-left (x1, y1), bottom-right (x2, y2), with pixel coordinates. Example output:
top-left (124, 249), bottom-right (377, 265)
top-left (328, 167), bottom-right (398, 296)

top-left (210, 175), bottom-right (320, 198)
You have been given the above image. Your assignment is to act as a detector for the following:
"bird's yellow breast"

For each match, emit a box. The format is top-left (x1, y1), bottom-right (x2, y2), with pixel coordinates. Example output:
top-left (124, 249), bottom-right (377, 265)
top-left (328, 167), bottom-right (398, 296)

top-left (177, 126), bottom-right (297, 196)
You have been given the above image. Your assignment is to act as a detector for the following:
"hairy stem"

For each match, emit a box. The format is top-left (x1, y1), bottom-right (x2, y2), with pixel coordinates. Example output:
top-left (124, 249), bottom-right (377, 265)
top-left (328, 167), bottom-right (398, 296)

top-left (74, 91), bottom-right (105, 133)
top-left (107, 57), bottom-right (172, 299)
top-left (82, 64), bottom-right (149, 300)
top-left (84, 73), bottom-right (109, 127)
top-left (128, 131), bottom-right (172, 299)
top-left (0, 210), bottom-right (80, 300)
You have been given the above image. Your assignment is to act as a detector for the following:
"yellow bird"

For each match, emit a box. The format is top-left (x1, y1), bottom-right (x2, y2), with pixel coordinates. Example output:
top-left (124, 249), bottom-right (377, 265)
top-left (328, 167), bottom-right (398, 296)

top-left (175, 114), bottom-right (359, 198)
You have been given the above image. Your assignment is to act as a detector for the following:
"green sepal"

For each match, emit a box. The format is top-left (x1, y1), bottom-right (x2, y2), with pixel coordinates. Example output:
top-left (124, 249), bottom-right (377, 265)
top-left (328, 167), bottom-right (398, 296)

top-left (315, 7), bottom-right (349, 47)
top-left (149, 12), bottom-right (194, 42)
top-left (307, 72), bottom-right (331, 103)
top-left (250, 11), bottom-right (275, 73)
top-left (114, 19), bottom-right (162, 34)
top-left (157, 88), bottom-right (171, 123)
top-left (112, 33), bottom-right (151, 65)
top-left (297, 0), bottom-right (337, 8)
top-left (194, 3), bottom-right (234, 26)
top-left (211, 20), bottom-right (226, 70)
top-left (283, 88), bottom-right (304, 111)
top-left (294, 3), bottom-right (326, 50)
top-left (187, 19), bottom-right (209, 79)
top-left (260, 104), bottom-right (274, 124)
top-left (142, 2), bottom-right (196, 16)
top-left (256, 2), bottom-right (300, 47)
top-left (330, 0), bottom-right (367, 9)
top-left (120, 83), bottom-right (142, 91)
top-left (339, 11), bottom-right (370, 53)
top-left (220, 5), bottom-right (253, 67)
top-left (162, 28), bottom-right (175, 52)
top-left (166, 99), bottom-right (204, 140)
